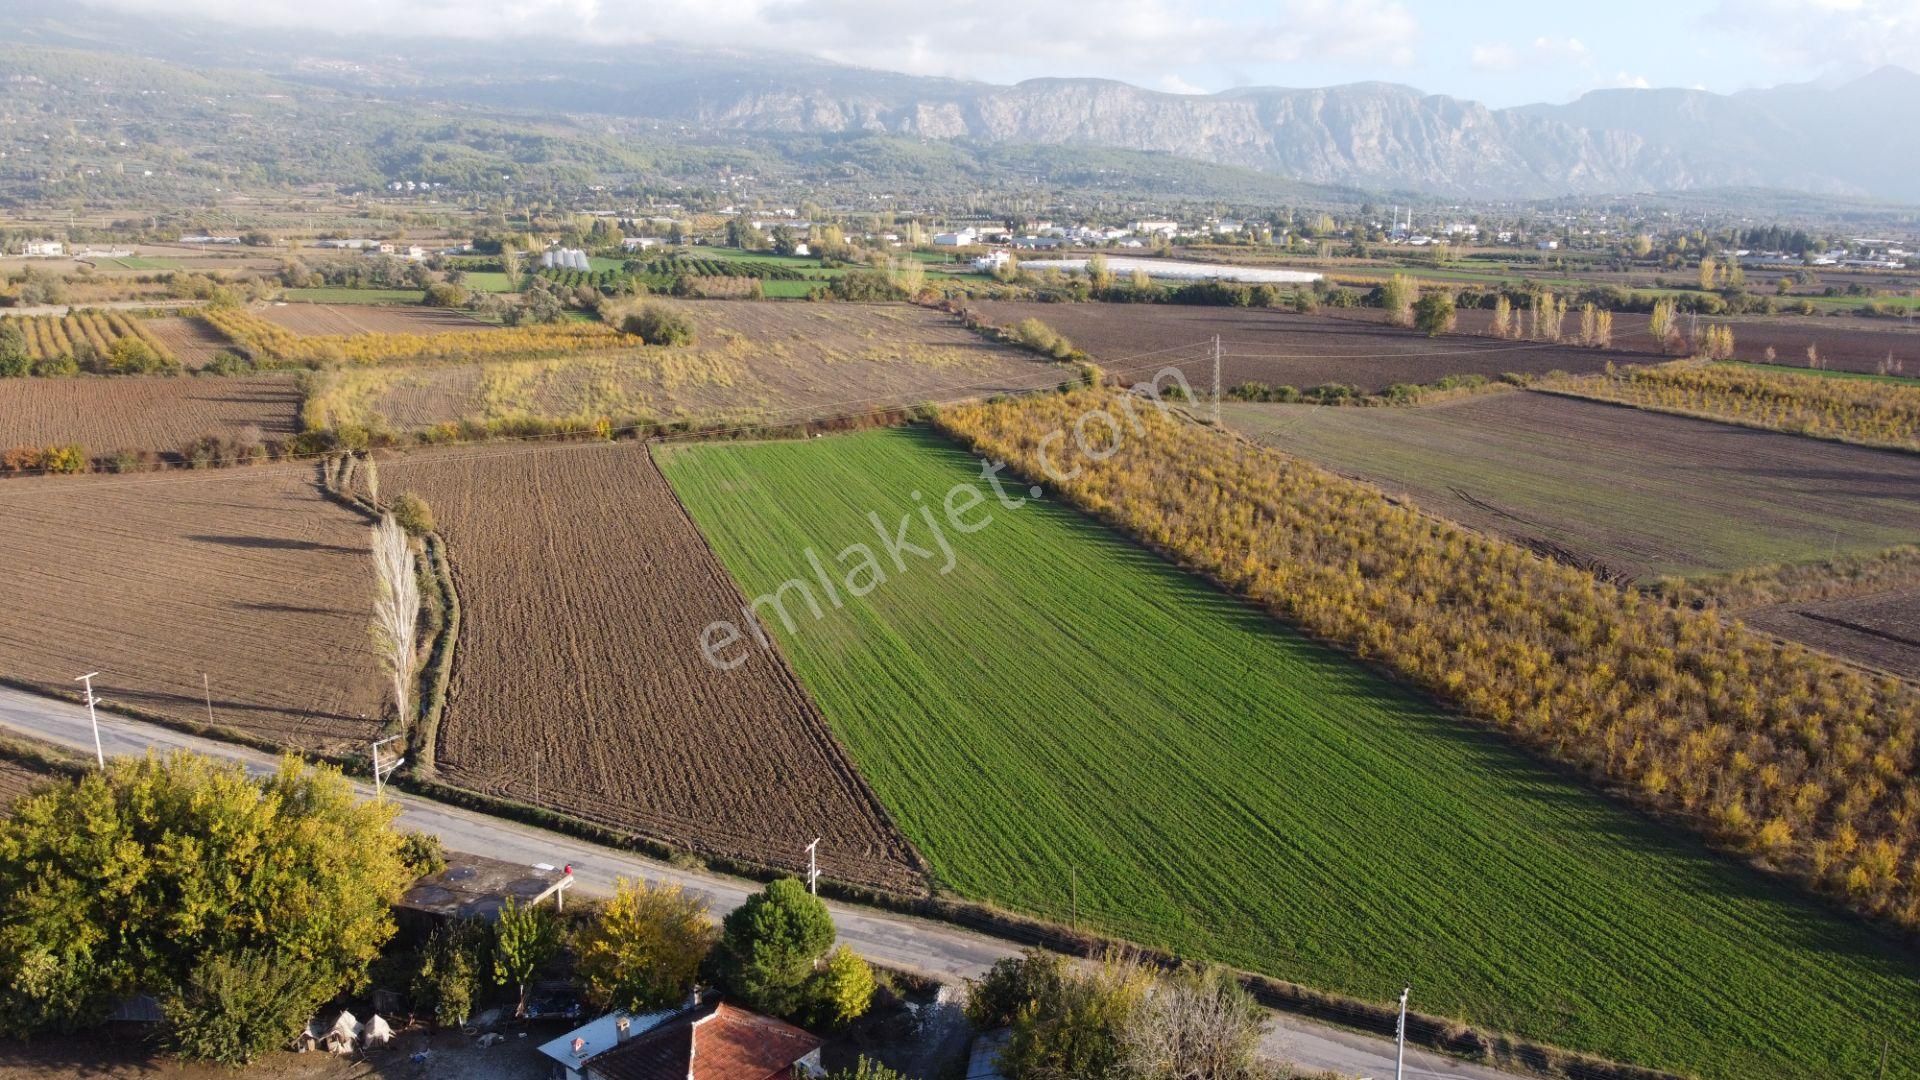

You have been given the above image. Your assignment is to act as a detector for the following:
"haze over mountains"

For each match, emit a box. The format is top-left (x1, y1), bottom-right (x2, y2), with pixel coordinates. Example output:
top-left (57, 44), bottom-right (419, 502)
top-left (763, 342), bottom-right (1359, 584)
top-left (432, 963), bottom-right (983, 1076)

top-left (7, 0), bottom-right (1920, 203)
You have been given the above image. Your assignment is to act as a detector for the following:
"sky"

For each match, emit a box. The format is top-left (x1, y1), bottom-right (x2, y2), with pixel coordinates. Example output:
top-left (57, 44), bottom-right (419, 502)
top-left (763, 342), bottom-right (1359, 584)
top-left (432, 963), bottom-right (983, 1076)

top-left (88, 0), bottom-right (1920, 106)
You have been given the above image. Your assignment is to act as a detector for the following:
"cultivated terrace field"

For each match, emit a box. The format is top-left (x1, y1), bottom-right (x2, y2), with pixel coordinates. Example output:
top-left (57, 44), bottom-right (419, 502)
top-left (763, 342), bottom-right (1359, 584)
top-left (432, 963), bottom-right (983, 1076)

top-left (1549, 360), bottom-right (1920, 452)
top-left (0, 374), bottom-right (302, 463)
top-left (142, 315), bottom-right (234, 369)
top-left (1, 311), bottom-right (179, 370)
top-left (659, 424), bottom-right (1920, 1080)
top-left (1219, 391), bottom-right (1920, 581)
top-left (257, 302), bottom-right (497, 337)
top-left (372, 441), bottom-right (923, 891)
top-left (200, 306), bottom-right (621, 368)
top-left (0, 465), bottom-right (389, 752)
top-left (303, 300), bottom-right (1061, 438)
top-left (966, 300), bottom-right (1620, 392)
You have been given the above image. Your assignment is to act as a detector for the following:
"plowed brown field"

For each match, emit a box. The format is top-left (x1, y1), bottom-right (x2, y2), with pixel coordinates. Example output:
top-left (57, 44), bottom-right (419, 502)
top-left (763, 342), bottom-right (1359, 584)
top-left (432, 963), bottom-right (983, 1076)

top-left (0, 758), bottom-right (57, 813)
top-left (1744, 588), bottom-right (1920, 680)
top-left (0, 466), bottom-right (389, 752)
top-left (304, 301), bottom-right (1060, 435)
top-left (0, 375), bottom-right (302, 455)
top-left (376, 441), bottom-right (923, 891)
top-left (968, 300), bottom-right (1622, 391)
top-left (259, 303), bottom-right (497, 336)
top-left (144, 316), bottom-right (235, 369)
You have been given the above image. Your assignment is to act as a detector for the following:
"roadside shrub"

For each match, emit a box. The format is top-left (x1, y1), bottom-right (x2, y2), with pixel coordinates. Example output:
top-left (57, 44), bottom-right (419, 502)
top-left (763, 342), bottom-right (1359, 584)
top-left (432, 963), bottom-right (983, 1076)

top-left (398, 831), bottom-right (447, 877)
top-left (162, 949), bottom-right (329, 1066)
top-left (390, 493), bottom-right (436, 536)
top-left (715, 878), bottom-right (836, 1020)
top-left (623, 303), bottom-right (697, 347)
top-left (804, 945), bottom-right (876, 1030)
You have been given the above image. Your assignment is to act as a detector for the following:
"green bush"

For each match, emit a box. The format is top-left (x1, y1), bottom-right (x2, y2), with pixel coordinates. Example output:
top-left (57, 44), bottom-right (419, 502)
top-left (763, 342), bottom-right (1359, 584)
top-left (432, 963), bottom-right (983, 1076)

top-left (803, 945), bottom-right (875, 1029)
top-left (162, 949), bottom-right (329, 1066)
top-left (622, 303), bottom-right (696, 346)
top-left (413, 921), bottom-right (488, 1028)
top-left (390, 493), bottom-right (436, 537)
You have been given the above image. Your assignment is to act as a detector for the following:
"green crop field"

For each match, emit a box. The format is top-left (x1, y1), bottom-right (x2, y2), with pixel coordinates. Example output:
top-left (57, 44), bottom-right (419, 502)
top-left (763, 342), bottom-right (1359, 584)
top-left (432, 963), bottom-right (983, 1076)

top-left (659, 425), bottom-right (1920, 1080)
top-left (462, 271), bottom-right (518, 293)
top-left (279, 286), bottom-right (424, 305)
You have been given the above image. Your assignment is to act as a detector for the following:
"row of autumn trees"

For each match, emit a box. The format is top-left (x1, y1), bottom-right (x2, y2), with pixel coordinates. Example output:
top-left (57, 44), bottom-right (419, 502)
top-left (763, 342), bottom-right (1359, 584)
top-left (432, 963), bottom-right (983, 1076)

top-left (1555, 360), bottom-right (1920, 453)
top-left (196, 307), bottom-right (623, 368)
top-left (936, 387), bottom-right (1920, 928)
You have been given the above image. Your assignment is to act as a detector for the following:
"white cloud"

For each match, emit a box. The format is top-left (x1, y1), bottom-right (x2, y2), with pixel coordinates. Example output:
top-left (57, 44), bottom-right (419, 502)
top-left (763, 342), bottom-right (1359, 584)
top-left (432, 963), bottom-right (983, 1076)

top-left (1606, 71), bottom-right (1652, 89)
top-left (1715, 0), bottom-right (1920, 70)
top-left (1470, 42), bottom-right (1517, 71)
top-left (1157, 74), bottom-right (1211, 95)
top-left (1470, 35), bottom-right (1589, 73)
top-left (83, 0), bottom-right (1422, 84)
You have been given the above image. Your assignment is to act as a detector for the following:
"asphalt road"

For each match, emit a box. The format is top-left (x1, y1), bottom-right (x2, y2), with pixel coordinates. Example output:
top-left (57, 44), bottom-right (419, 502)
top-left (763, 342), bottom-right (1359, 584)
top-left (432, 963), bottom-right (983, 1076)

top-left (0, 683), bottom-right (1525, 1080)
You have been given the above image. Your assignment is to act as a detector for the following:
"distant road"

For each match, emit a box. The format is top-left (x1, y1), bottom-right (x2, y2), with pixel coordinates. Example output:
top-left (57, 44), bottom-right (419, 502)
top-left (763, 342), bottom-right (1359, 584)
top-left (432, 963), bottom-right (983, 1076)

top-left (0, 684), bottom-right (1525, 1080)
top-left (1, 299), bottom-right (203, 317)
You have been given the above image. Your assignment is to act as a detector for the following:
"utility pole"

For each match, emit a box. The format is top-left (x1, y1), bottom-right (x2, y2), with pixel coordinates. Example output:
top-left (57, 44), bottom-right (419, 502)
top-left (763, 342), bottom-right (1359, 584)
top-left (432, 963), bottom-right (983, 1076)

top-left (1395, 985), bottom-right (1410, 1080)
top-left (75, 672), bottom-right (104, 770)
top-left (1211, 334), bottom-right (1222, 425)
top-left (805, 838), bottom-right (821, 895)
top-left (202, 673), bottom-right (214, 726)
top-left (370, 735), bottom-right (404, 799)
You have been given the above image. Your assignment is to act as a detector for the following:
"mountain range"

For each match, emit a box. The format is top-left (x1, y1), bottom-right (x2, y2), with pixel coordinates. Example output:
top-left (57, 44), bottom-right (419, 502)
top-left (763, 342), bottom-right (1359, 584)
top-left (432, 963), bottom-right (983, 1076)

top-left (5, 0), bottom-right (1919, 204)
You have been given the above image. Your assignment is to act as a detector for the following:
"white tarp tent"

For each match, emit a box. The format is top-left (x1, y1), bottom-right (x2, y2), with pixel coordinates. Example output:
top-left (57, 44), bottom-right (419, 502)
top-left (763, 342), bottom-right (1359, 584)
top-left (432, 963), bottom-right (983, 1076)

top-left (325, 1010), bottom-right (362, 1055)
top-left (362, 1013), bottom-right (394, 1048)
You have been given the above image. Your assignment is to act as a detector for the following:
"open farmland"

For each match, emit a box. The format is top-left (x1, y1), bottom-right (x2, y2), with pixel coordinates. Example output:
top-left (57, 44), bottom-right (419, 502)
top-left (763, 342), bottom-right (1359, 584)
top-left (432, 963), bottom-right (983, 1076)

top-left (373, 441), bottom-right (923, 891)
top-left (967, 300), bottom-right (1620, 390)
top-left (0, 466), bottom-right (389, 752)
top-left (305, 300), bottom-right (1060, 435)
top-left (143, 315), bottom-right (234, 369)
top-left (1742, 588), bottom-right (1920, 679)
top-left (0, 375), bottom-right (302, 457)
top-left (257, 302), bottom-right (496, 336)
top-left (660, 425), bottom-right (1920, 1080)
top-left (1220, 391), bottom-right (1920, 581)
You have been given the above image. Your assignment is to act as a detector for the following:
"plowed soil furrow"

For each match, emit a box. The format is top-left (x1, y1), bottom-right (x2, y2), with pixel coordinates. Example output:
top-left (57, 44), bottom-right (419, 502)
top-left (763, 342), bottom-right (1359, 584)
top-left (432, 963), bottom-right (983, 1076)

top-left (377, 441), bottom-right (922, 891)
top-left (0, 465), bottom-right (389, 751)
top-left (0, 375), bottom-right (302, 455)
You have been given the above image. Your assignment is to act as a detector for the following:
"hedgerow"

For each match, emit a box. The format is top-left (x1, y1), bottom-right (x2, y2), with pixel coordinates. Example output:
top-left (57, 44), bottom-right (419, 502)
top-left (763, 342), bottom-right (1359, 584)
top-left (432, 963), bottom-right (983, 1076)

top-left (198, 307), bottom-right (628, 368)
top-left (1551, 361), bottom-right (1920, 451)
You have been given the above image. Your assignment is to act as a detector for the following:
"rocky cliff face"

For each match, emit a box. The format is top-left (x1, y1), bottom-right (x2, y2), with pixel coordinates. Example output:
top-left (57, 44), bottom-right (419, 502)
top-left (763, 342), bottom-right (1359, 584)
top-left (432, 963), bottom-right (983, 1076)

top-left (663, 70), bottom-right (1917, 200)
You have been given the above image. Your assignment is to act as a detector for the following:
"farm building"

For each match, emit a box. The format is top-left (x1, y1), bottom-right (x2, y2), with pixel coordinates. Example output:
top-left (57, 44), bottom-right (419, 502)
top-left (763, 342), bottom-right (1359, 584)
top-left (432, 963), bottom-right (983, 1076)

top-left (538, 1001), bottom-right (823, 1080)
top-left (396, 853), bottom-right (574, 925)
top-left (932, 228), bottom-right (979, 246)
top-left (20, 239), bottom-right (64, 257)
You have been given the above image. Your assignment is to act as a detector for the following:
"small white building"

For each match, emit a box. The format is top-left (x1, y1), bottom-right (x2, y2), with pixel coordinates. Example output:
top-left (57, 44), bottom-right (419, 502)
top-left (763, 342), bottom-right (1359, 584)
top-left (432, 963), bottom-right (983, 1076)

top-left (932, 228), bottom-right (979, 247)
top-left (21, 239), bottom-right (64, 258)
top-left (621, 237), bottom-right (661, 253)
